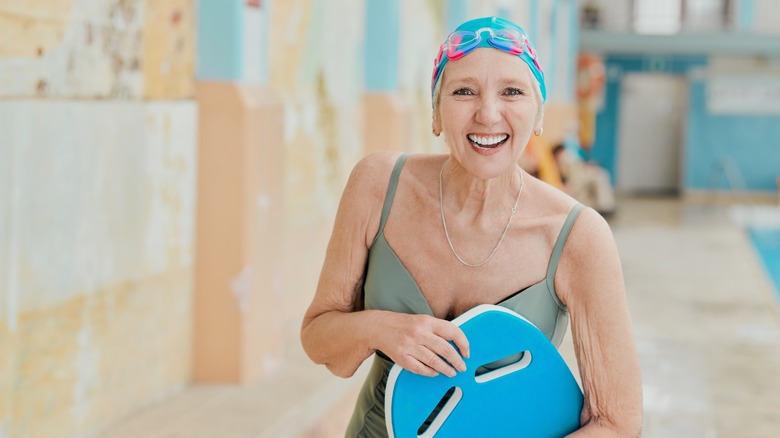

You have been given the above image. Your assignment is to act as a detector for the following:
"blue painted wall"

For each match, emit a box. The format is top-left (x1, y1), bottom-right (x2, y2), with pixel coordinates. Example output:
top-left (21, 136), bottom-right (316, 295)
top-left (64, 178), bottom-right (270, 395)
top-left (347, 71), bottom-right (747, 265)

top-left (738, 0), bottom-right (755, 32)
top-left (548, 0), bottom-right (559, 102)
top-left (446, 0), bottom-right (468, 33)
top-left (567, 0), bottom-right (579, 103)
top-left (528, 0), bottom-right (539, 46)
top-left (365, 0), bottom-right (400, 92)
top-left (592, 53), bottom-right (777, 192)
top-left (685, 80), bottom-right (780, 191)
top-left (590, 55), bottom-right (708, 184)
top-left (197, 0), bottom-right (243, 81)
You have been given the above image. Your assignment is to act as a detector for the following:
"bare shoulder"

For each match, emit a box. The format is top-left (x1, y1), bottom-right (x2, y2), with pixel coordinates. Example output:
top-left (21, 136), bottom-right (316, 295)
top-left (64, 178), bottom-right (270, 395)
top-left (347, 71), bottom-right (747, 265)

top-left (518, 174), bottom-right (622, 304)
top-left (565, 206), bottom-right (617, 262)
top-left (556, 204), bottom-right (622, 306)
top-left (522, 173), bottom-right (581, 218)
top-left (392, 153), bottom-right (447, 188)
top-left (347, 151), bottom-right (401, 191)
top-left (340, 152), bottom-right (406, 246)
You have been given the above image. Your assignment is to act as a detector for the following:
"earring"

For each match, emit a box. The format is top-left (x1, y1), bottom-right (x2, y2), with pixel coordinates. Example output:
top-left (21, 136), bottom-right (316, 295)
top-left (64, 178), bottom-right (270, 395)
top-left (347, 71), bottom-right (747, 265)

top-left (534, 127), bottom-right (543, 136)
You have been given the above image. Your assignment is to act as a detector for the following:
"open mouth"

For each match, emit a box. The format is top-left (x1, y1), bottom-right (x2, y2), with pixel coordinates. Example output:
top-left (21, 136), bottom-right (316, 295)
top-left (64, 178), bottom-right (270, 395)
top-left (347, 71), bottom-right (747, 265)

top-left (467, 134), bottom-right (509, 150)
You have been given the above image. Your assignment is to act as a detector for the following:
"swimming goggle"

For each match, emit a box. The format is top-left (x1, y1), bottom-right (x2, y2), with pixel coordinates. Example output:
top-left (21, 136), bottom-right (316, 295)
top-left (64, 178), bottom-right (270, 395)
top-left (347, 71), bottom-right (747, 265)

top-left (431, 18), bottom-right (546, 103)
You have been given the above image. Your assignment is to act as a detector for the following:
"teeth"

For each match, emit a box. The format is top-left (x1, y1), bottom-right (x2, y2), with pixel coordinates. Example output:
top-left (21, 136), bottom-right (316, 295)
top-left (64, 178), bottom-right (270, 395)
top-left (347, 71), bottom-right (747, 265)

top-left (467, 134), bottom-right (508, 147)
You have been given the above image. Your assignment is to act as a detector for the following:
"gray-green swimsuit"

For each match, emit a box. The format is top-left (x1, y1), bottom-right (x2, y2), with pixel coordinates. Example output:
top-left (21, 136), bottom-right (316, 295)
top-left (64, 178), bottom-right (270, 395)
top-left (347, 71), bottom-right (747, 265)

top-left (345, 154), bottom-right (584, 437)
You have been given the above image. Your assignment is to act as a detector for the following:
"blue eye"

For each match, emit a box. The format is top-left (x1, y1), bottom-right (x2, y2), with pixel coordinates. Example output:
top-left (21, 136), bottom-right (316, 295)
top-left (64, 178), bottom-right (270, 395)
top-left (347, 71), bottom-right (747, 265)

top-left (504, 88), bottom-right (524, 96)
top-left (453, 88), bottom-right (474, 96)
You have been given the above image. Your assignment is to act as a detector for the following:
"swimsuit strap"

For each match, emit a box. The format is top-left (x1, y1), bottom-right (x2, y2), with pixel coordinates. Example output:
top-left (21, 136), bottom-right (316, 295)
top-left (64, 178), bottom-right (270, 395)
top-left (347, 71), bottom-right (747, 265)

top-left (378, 153), bottom-right (410, 233)
top-left (545, 203), bottom-right (585, 307)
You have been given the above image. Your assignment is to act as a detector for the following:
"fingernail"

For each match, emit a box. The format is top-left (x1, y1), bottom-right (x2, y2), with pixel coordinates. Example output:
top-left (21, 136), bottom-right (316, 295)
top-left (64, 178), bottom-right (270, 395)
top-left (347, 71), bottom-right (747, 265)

top-left (459, 364), bottom-right (467, 372)
top-left (447, 370), bottom-right (456, 378)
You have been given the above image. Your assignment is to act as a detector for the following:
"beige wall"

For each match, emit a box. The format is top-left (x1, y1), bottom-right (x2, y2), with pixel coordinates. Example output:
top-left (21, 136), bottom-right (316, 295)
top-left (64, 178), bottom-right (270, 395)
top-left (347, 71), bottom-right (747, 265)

top-left (0, 0), bottom-right (196, 436)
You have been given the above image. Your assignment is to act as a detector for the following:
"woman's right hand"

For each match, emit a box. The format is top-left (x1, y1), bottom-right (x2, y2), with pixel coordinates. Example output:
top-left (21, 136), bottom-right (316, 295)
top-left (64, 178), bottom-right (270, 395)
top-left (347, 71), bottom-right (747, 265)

top-left (374, 312), bottom-right (470, 378)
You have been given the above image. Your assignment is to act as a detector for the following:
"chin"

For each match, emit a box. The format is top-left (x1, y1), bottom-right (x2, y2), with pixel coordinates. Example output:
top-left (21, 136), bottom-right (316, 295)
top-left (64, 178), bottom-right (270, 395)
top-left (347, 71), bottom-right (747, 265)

top-left (461, 152), bottom-right (519, 180)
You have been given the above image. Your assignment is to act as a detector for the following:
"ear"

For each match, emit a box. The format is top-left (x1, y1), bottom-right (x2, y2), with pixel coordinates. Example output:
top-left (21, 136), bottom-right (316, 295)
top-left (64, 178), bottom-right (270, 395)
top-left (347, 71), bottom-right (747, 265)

top-left (432, 108), bottom-right (442, 137)
top-left (534, 110), bottom-right (545, 135)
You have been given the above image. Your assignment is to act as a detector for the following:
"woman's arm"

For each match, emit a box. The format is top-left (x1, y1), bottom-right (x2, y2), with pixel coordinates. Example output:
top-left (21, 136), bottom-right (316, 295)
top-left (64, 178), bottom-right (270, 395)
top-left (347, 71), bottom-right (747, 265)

top-left (300, 153), bottom-right (392, 377)
top-left (301, 153), bottom-right (468, 378)
top-left (557, 208), bottom-right (643, 437)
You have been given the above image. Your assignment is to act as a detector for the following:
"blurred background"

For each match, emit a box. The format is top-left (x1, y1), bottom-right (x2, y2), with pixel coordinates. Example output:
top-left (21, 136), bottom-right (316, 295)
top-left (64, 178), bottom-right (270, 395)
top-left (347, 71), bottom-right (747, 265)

top-left (0, 0), bottom-right (779, 437)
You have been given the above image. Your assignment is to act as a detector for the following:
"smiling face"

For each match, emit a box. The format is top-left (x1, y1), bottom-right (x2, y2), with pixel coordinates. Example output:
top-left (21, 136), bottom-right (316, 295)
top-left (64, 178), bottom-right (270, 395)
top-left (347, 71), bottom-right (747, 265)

top-left (433, 48), bottom-right (543, 179)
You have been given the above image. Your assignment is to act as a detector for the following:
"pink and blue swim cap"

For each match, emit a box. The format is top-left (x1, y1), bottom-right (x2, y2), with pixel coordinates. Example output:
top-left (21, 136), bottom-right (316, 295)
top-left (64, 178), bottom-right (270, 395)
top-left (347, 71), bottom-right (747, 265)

top-left (431, 16), bottom-right (546, 103)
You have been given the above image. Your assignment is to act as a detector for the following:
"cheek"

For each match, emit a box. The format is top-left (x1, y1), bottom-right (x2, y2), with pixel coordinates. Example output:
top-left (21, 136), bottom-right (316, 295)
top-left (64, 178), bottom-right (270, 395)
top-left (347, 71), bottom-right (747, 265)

top-left (512, 104), bottom-right (540, 126)
top-left (440, 106), bottom-right (469, 132)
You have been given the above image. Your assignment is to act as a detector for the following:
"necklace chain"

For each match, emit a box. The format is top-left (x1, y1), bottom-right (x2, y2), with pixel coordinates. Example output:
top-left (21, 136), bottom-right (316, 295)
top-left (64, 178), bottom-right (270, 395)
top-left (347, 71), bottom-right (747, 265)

top-left (439, 160), bottom-right (524, 268)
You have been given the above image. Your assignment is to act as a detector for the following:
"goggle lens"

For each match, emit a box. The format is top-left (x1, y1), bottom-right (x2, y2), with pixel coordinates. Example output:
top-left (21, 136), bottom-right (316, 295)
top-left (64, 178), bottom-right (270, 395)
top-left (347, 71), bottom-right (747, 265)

top-left (446, 31), bottom-right (479, 60)
top-left (489, 28), bottom-right (524, 55)
top-left (432, 24), bottom-right (544, 100)
top-left (442, 28), bottom-right (530, 63)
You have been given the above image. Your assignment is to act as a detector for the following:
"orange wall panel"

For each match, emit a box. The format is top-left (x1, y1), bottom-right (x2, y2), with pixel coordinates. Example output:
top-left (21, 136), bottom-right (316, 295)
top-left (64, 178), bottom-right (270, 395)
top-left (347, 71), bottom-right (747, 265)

top-left (194, 82), bottom-right (285, 384)
top-left (363, 93), bottom-right (410, 155)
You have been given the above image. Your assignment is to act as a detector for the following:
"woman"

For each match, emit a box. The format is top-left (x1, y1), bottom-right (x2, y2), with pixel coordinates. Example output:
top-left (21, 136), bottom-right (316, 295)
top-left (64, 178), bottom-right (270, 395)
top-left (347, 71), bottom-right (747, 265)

top-left (301, 17), bottom-right (642, 437)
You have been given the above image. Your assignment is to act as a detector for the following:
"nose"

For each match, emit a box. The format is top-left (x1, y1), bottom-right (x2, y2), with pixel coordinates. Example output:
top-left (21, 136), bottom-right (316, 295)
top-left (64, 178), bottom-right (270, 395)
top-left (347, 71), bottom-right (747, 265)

top-left (475, 94), bottom-right (502, 126)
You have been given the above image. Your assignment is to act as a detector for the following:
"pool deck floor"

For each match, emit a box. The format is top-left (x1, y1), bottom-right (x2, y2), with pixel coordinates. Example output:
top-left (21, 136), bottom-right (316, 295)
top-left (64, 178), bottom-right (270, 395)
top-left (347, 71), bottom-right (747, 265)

top-left (102, 197), bottom-right (780, 438)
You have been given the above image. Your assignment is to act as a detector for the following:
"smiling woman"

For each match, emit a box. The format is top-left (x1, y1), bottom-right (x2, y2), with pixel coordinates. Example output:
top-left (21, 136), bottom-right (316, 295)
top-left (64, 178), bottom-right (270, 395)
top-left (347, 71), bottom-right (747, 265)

top-left (301, 16), bottom-right (643, 438)
top-left (434, 48), bottom-right (541, 176)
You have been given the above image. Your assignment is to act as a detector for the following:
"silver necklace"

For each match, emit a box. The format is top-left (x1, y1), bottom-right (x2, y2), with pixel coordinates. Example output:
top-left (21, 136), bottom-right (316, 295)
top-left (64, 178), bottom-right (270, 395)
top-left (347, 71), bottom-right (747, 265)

top-left (439, 160), bottom-right (524, 267)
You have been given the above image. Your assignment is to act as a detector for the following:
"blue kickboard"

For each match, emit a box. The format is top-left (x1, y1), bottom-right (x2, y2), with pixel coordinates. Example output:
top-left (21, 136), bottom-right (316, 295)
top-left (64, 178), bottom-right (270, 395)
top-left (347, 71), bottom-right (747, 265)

top-left (385, 304), bottom-right (583, 437)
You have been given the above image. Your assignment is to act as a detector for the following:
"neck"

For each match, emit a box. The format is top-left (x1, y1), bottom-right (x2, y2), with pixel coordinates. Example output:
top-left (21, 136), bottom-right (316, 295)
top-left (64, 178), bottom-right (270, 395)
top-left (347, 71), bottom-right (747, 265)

top-left (440, 158), bottom-right (523, 220)
top-left (438, 157), bottom-right (525, 267)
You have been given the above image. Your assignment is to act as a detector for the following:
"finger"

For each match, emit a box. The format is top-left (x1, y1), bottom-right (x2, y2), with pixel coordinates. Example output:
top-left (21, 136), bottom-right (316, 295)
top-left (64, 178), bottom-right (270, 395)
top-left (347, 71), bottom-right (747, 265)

top-left (417, 347), bottom-right (457, 378)
top-left (427, 336), bottom-right (467, 373)
top-left (403, 355), bottom-right (439, 377)
top-left (434, 321), bottom-right (470, 359)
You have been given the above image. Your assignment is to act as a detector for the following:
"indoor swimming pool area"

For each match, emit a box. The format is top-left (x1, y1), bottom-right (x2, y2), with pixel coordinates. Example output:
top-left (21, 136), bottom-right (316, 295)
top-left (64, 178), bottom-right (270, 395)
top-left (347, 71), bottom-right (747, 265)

top-left (733, 204), bottom-right (780, 301)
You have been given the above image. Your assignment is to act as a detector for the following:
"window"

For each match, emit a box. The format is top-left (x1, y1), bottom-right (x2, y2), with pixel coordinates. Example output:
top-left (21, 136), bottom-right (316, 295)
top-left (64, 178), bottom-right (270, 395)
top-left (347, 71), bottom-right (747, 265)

top-left (634, 0), bottom-right (682, 34)
top-left (633, 0), bottom-right (730, 34)
top-left (684, 0), bottom-right (728, 31)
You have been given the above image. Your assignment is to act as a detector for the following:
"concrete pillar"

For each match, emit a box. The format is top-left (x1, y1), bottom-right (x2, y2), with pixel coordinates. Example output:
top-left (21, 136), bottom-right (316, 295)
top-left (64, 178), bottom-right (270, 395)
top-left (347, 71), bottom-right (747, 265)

top-left (194, 0), bottom-right (284, 384)
top-left (363, 0), bottom-right (409, 154)
top-left (362, 94), bottom-right (409, 154)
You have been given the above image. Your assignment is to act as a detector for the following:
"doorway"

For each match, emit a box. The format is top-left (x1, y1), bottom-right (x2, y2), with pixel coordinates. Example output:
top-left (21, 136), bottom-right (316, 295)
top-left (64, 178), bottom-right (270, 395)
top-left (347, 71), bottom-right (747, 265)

top-left (616, 73), bottom-right (687, 194)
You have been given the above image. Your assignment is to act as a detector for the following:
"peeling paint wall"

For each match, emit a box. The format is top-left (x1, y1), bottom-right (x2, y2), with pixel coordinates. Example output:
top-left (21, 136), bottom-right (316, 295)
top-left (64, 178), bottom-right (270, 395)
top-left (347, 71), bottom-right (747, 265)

top-left (270, 0), bottom-right (367, 226)
top-left (0, 0), bottom-right (196, 436)
top-left (270, 0), bottom-right (447, 228)
top-left (0, 101), bottom-right (197, 437)
top-left (142, 0), bottom-right (195, 98)
top-left (0, 0), bottom-right (72, 57)
top-left (0, 0), bottom-right (144, 98)
top-left (1, 103), bottom-right (196, 313)
top-left (0, 0), bottom-right (194, 99)
top-left (399, 0), bottom-right (447, 154)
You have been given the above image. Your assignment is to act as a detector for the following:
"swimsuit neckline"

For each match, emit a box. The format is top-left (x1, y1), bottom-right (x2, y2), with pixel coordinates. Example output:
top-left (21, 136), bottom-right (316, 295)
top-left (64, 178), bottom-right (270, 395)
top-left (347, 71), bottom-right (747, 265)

top-left (376, 231), bottom-right (545, 320)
